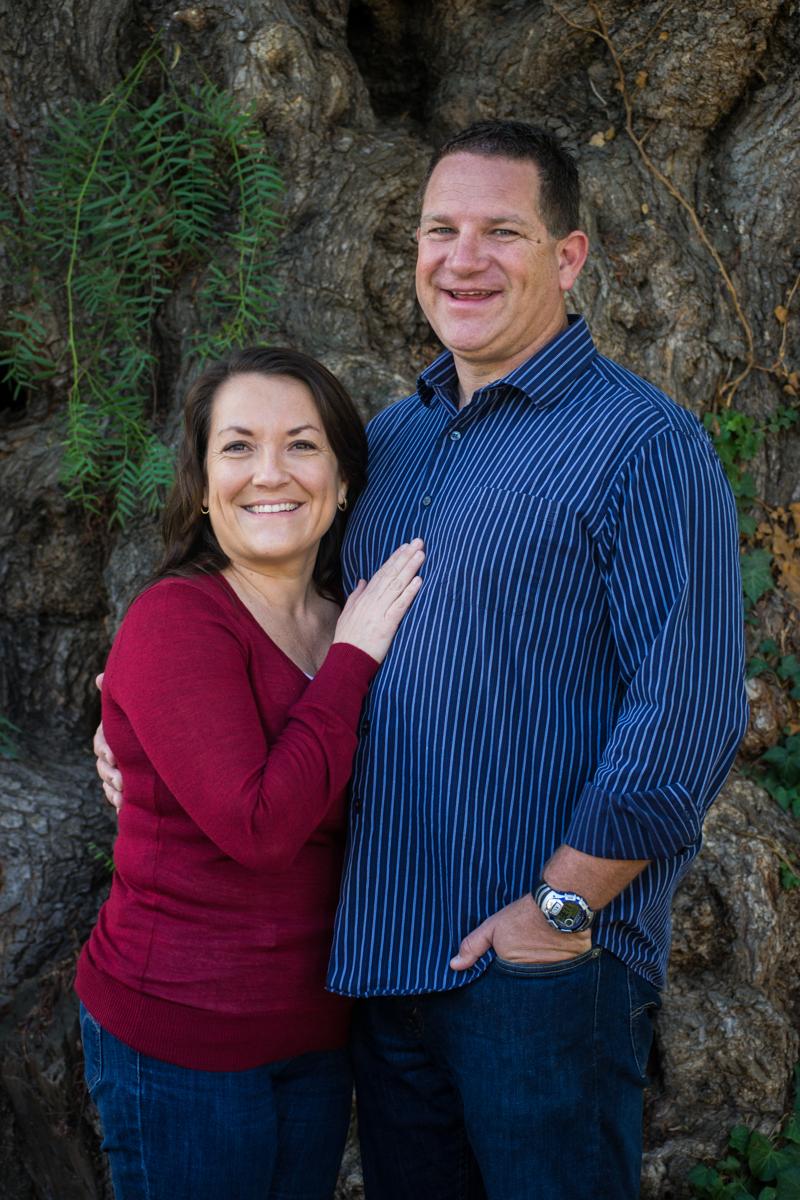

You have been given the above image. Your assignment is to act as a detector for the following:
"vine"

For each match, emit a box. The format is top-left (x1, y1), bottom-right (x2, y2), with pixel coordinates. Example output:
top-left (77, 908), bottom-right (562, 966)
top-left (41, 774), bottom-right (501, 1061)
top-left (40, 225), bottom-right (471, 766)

top-left (553, 0), bottom-right (800, 408)
top-left (0, 41), bottom-right (283, 525)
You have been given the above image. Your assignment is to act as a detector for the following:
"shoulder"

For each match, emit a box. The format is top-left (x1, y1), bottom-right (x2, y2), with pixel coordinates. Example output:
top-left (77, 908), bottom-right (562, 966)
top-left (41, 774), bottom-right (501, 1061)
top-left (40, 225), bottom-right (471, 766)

top-left (119, 573), bottom-right (244, 642)
top-left (570, 353), bottom-right (719, 495)
top-left (590, 354), bottom-right (707, 443)
top-left (366, 390), bottom-right (426, 441)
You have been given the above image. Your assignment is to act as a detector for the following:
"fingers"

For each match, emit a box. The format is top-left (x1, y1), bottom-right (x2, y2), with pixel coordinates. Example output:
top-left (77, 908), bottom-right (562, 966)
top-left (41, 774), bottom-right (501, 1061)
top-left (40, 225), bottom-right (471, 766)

top-left (385, 573), bottom-right (423, 619)
top-left (102, 780), bottom-right (123, 813)
top-left (95, 672), bottom-right (105, 693)
top-left (333, 542), bottom-right (425, 662)
top-left (97, 755), bottom-right (123, 792)
top-left (450, 923), bottom-right (493, 971)
top-left (344, 542), bottom-right (424, 614)
top-left (342, 580), bottom-right (367, 609)
top-left (374, 540), bottom-right (425, 587)
top-left (367, 540), bottom-right (425, 603)
top-left (93, 721), bottom-right (116, 767)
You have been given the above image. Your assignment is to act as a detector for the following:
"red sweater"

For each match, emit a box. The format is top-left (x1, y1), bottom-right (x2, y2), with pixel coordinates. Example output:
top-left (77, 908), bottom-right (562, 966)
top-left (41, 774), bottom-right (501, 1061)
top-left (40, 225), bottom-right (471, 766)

top-left (75, 573), bottom-right (378, 1071)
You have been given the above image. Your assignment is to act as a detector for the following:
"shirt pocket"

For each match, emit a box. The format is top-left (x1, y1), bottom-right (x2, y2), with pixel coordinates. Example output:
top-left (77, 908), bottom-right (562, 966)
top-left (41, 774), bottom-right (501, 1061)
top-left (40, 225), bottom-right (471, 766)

top-left (440, 489), bottom-right (564, 615)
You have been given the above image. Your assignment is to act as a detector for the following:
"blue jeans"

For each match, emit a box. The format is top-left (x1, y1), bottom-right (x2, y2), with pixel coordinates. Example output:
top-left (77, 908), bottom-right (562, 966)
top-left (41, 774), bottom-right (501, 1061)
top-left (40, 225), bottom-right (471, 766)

top-left (79, 1004), bottom-right (352, 1200)
top-left (351, 948), bottom-right (660, 1200)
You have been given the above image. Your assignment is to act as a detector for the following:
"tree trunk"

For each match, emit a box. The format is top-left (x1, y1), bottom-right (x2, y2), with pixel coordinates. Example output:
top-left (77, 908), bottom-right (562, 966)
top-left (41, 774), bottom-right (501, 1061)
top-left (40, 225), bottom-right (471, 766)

top-left (1, 2), bottom-right (798, 1196)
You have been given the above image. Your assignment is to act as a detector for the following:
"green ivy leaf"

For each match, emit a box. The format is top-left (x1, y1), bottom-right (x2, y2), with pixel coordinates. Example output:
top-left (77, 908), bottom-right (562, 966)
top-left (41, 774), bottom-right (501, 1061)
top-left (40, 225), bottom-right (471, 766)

top-left (749, 1133), bottom-right (789, 1181)
top-left (775, 1166), bottom-right (800, 1200)
top-left (690, 1163), bottom-right (721, 1194)
top-left (722, 1183), bottom-right (757, 1200)
top-left (741, 549), bottom-right (775, 606)
top-left (730, 1127), bottom-right (753, 1154)
top-left (717, 1155), bottom-right (745, 1174)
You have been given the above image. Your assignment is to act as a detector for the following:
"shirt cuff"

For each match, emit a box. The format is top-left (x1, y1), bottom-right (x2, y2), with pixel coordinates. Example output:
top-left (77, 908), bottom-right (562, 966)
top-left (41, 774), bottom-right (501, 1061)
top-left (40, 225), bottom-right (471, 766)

top-left (565, 781), bottom-right (701, 860)
top-left (303, 642), bottom-right (380, 730)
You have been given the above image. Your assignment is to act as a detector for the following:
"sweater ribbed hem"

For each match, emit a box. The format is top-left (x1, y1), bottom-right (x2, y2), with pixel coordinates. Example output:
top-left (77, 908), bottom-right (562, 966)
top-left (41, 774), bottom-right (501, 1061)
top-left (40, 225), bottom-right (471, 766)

top-left (75, 953), bottom-right (352, 1072)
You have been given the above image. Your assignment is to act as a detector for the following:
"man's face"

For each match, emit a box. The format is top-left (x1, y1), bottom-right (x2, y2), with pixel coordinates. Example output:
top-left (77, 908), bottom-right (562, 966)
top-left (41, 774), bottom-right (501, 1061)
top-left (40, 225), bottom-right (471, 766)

top-left (415, 152), bottom-right (585, 382)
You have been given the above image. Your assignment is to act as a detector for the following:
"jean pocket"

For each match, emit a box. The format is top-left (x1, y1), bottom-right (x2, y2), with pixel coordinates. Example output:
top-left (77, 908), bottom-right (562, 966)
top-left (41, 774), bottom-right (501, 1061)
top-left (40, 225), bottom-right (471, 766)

top-left (79, 1003), bottom-right (103, 1094)
top-left (492, 946), bottom-right (601, 979)
top-left (627, 972), bottom-right (661, 1080)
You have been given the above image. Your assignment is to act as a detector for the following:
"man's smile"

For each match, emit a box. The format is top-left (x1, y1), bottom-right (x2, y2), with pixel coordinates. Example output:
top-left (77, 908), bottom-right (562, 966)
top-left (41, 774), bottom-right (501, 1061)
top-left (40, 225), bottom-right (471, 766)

top-left (442, 288), bottom-right (500, 301)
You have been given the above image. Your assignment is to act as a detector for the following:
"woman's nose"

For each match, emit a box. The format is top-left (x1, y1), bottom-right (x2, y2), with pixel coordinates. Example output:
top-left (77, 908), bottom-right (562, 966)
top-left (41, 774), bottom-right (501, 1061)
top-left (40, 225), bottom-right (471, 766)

top-left (250, 448), bottom-right (290, 487)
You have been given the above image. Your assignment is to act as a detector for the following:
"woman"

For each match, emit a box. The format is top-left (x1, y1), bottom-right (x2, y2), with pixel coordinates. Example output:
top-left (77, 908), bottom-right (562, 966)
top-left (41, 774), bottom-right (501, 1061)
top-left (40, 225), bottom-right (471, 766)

top-left (75, 347), bottom-right (424, 1200)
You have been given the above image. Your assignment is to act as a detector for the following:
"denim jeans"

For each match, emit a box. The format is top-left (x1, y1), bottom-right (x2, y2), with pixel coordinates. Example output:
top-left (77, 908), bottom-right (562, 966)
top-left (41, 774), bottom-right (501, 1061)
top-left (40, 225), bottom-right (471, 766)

top-left (79, 1004), bottom-right (352, 1200)
top-left (351, 947), bottom-right (660, 1200)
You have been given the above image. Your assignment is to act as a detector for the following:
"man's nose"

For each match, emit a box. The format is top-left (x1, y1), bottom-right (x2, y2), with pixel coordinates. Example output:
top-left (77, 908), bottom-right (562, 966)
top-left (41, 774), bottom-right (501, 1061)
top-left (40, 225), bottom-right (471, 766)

top-left (446, 230), bottom-right (487, 273)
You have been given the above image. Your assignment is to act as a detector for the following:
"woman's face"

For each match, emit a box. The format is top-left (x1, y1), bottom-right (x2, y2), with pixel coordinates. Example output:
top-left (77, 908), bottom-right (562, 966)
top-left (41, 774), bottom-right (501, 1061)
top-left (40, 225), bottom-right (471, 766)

top-left (203, 372), bottom-right (346, 578)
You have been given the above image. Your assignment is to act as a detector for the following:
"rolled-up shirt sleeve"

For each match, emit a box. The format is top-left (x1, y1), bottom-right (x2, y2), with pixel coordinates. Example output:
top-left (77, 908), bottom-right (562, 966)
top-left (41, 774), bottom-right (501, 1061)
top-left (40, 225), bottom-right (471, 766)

top-left (566, 429), bottom-right (749, 861)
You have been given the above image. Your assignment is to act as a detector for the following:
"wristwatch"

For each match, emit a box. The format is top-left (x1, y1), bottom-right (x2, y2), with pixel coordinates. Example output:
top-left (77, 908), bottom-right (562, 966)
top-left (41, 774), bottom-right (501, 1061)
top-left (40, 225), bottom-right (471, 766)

top-left (532, 879), bottom-right (595, 934)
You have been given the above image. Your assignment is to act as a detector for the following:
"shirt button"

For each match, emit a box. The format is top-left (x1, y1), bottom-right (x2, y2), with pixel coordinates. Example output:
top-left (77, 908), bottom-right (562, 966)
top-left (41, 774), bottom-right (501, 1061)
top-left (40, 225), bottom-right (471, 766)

top-left (421, 495), bottom-right (432, 507)
top-left (449, 430), bottom-right (462, 441)
top-left (361, 718), bottom-right (370, 735)
top-left (352, 795), bottom-right (363, 813)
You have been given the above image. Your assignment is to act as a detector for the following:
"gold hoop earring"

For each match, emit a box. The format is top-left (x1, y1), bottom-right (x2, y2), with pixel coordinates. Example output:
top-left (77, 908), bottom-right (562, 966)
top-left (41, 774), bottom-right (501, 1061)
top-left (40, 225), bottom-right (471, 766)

top-left (337, 497), bottom-right (348, 512)
top-left (201, 505), bottom-right (210, 515)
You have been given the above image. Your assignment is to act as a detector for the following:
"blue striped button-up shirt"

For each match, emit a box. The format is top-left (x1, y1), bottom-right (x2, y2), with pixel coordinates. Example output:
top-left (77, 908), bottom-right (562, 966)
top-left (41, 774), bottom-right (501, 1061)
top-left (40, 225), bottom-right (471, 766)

top-left (327, 315), bottom-right (748, 994)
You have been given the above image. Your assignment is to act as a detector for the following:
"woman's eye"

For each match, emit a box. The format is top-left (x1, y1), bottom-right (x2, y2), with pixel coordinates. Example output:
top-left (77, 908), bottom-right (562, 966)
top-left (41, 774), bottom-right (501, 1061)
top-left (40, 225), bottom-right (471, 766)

top-left (222, 441), bottom-right (249, 453)
top-left (290, 440), bottom-right (317, 451)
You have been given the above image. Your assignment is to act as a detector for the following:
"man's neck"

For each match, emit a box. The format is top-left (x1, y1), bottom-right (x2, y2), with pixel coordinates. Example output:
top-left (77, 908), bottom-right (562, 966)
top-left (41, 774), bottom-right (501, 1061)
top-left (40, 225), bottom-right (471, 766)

top-left (452, 314), bottom-right (570, 409)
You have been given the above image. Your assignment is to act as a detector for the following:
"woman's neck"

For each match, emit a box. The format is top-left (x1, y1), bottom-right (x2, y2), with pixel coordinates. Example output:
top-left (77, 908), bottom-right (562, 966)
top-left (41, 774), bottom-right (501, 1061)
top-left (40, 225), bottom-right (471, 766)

top-left (223, 559), bottom-right (317, 620)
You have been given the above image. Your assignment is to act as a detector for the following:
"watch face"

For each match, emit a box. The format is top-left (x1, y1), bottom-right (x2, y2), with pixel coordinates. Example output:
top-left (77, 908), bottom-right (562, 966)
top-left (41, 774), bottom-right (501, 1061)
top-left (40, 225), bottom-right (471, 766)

top-left (556, 901), bottom-right (581, 929)
top-left (545, 895), bottom-right (584, 930)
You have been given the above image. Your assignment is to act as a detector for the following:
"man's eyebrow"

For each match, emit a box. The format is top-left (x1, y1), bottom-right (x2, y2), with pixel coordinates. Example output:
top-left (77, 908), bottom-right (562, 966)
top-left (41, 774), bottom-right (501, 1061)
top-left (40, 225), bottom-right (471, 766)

top-left (420, 212), bottom-right (530, 225)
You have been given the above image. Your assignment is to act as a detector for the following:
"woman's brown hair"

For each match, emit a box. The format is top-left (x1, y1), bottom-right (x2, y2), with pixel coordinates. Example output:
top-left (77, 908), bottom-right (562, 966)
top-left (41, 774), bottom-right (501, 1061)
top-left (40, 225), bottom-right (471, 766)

top-left (155, 347), bottom-right (368, 604)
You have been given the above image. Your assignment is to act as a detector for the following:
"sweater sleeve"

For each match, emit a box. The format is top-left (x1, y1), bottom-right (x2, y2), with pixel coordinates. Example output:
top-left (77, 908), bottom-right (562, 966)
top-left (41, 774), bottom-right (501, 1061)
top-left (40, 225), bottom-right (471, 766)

top-left (565, 430), bottom-right (749, 860)
top-left (105, 580), bottom-right (378, 872)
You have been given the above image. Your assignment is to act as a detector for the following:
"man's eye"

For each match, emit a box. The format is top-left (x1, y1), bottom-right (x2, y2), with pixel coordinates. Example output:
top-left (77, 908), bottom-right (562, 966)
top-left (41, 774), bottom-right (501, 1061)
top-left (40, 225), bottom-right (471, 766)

top-left (426, 226), bottom-right (455, 236)
top-left (492, 228), bottom-right (518, 238)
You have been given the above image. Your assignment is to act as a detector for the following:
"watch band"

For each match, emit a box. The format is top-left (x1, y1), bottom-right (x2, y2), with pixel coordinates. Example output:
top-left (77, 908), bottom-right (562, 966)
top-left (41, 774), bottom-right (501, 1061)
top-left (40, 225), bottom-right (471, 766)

top-left (533, 879), bottom-right (595, 933)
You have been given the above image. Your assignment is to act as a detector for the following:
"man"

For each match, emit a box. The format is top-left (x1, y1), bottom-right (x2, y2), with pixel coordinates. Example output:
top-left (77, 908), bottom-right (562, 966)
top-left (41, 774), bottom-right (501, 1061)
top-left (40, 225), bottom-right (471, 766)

top-left (97, 121), bottom-right (747, 1198)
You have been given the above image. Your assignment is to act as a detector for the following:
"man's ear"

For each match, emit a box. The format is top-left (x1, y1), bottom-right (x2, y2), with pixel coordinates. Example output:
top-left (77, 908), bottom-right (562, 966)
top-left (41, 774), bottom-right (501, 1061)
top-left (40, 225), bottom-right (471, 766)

top-left (558, 230), bottom-right (589, 292)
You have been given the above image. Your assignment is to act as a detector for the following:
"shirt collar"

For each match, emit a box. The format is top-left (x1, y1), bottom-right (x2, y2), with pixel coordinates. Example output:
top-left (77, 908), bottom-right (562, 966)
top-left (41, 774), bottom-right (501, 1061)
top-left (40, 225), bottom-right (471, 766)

top-left (416, 314), bottom-right (597, 410)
